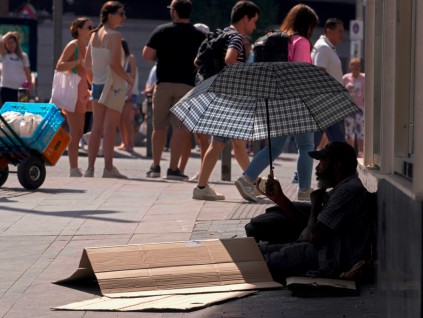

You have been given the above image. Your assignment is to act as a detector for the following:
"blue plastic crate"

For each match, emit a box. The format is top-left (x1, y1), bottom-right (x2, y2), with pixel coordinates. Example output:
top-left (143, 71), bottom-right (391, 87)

top-left (0, 102), bottom-right (64, 153)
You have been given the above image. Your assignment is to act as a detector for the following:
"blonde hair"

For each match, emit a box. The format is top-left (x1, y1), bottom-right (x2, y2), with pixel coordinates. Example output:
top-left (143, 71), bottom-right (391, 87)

top-left (4, 32), bottom-right (24, 60)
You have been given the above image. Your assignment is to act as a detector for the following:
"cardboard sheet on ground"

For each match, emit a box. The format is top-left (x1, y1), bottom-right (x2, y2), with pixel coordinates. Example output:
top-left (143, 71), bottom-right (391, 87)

top-left (53, 291), bottom-right (256, 311)
top-left (54, 238), bottom-right (282, 311)
top-left (286, 277), bottom-right (357, 297)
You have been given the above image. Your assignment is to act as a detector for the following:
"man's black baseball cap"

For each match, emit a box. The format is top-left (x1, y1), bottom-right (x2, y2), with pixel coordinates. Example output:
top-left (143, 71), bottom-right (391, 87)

top-left (309, 141), bottom-right (358, 170)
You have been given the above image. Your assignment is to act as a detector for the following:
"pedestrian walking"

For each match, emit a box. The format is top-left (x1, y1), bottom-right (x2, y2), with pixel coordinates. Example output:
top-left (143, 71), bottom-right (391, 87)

top-left (55, 17), bottom-right (93, 177)
top-left (312, 18), bottom-right (346, 143)
top-left (84, 1), bottom-right (134, 179)
top-left (192, 0), bottom-right (260, 201)
top-left (235, 4), bottom-right (319, 202)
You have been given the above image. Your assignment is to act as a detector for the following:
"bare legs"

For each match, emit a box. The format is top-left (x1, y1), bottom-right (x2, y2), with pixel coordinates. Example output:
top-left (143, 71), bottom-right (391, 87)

top-left (66, 112), bottom-right (85, 169)
top-left (196, 133), bottom-right (210, 161)
top-left (118, 100), bottom-right (135, 150)
top-left (197, 138), bottom-right (250, 187)
top-left (87, 101), bottom-right (121, 171)
top-left (198, 139), bottom-right (226, 187)
top-left (231, 140), bottom-right (250, 171)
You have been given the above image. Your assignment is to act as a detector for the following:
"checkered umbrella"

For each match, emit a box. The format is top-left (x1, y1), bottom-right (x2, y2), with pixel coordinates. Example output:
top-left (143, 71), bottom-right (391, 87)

top-left (171, 62), bottom-right (359, 140)
top-left (171, 62), bottom-right (359, 175)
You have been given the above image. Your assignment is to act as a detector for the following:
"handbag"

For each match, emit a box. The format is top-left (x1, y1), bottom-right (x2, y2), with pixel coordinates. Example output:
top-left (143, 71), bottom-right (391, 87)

top-left (50, 45), bottom-right (81, 112)
top-left (98, 65), bottom-right (127, 112)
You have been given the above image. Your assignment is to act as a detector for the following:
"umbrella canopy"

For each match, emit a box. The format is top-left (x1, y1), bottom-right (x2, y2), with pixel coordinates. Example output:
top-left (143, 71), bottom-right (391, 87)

top-left (171, 62), bottom-right (359, 141)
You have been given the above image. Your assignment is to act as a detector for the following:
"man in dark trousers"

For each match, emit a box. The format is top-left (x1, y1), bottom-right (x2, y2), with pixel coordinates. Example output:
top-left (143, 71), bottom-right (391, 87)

top-left (142, 0), bottom-right (205, 180)
top-left (255, 142), bottom-right (372, 282)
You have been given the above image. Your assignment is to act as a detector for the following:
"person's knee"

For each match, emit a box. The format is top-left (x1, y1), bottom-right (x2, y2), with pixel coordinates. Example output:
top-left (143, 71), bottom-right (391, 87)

top-left (210, 140), bottom-right (225, 152)
top-left (244, 223), bottom-right (258, 241)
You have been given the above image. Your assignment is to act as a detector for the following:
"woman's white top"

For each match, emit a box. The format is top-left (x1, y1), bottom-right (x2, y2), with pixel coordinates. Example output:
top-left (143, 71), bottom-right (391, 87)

top-left (91, 46), bottom-right (111, 85)
top-left (1, 52), bottom-right (30, 89)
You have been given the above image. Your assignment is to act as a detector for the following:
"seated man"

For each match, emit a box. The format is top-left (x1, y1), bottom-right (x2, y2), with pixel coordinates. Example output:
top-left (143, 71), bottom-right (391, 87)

top-left (257, 141), bottom-right (371, 282)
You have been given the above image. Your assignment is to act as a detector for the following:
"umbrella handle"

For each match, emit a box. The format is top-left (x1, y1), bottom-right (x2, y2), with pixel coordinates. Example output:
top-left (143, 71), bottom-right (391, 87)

top-left (265, 98), bottom-right (274, 176)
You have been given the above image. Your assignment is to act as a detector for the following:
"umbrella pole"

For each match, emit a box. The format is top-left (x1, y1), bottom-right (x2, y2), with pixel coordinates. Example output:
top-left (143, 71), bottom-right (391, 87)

top-left (265, 99), bottom-right (274, 178)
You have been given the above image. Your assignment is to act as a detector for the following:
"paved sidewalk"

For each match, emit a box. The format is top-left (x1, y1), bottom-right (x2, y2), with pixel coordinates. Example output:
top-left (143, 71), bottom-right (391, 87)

top-left (0, 146), bottom-right (378, 318)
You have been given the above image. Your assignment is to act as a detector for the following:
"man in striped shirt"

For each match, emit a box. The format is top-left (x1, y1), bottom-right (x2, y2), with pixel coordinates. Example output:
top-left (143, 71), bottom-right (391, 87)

top-left (193, 1), bottom-right (260, 201)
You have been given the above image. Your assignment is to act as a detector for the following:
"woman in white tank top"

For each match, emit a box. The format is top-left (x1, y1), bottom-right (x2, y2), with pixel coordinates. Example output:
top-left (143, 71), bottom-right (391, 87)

top-left (84, 1), bottom-right (134, 179)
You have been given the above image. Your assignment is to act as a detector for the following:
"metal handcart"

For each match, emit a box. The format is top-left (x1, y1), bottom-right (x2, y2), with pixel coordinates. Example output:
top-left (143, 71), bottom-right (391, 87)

top-left (0, 102), bottom-right (70, 190)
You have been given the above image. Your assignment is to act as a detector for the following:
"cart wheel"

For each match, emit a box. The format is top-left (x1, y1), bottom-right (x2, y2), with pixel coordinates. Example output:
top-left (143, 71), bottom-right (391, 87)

top-left (17, 157), bottom-right (46, 190)
top-left (0, 166), bottom-right (9, 187)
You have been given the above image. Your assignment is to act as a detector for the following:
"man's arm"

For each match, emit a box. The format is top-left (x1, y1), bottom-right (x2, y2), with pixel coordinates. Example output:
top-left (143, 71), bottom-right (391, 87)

top-left (142, 46), bottom-right (156, 62)
top-left (303, 189), bottom-right (335, 246)
top-left (260, 176), bottom-right (309, 226)
top-left (225, 48), bottom-right (239, 65)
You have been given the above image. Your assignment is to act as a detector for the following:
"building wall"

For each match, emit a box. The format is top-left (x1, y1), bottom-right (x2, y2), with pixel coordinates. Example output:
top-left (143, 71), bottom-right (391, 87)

top-left (364, 0), bottom-right (423, 316)
top-left (359, 167), bottom-right (422, 317)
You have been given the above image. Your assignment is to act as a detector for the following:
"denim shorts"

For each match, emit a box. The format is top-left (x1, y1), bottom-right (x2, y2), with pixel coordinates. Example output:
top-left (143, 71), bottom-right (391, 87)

top-left (212, 135), bottom-right (230, 143)
top-left (91, 84), bottom-right (105, 101)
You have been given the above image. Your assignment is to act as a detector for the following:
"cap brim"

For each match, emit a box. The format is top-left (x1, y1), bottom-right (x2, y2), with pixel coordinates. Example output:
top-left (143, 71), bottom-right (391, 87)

top-left (308, 149), bottom-right (328, 159)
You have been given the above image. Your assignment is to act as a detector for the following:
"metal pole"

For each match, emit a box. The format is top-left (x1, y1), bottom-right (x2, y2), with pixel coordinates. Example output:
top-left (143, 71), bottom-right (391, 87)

top-left (221, 143), bottom-right (231, 181)
top-left (52, 0), bottom-right (63, 69)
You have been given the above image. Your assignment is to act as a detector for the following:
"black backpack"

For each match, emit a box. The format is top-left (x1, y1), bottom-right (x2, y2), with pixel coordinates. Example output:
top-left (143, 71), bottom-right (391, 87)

top-left (195, 29), bottom-right (237, 82)
top-left (253, 30), bottom-right (291, 62)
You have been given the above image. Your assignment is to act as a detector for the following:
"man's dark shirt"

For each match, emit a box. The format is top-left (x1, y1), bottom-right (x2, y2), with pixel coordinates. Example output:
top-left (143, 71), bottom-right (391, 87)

top-left (146, 22), bottom-right (205, 86)
top-left (300, 173), bottom-right (369, 276)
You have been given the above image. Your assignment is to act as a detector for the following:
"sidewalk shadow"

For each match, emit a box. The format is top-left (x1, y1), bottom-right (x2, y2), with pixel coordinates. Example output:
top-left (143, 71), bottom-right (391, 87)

top-left (57, 279), bottom-right (102, 296)
top-left (0, 205), bottom-right (137, 223)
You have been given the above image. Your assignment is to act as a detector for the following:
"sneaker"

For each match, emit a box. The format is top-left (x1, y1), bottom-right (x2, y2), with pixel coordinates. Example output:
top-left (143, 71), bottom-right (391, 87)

top-left (297, 188), bottom-right (314, 201)
top-left (189, 173), bottom-right (200, 182)
top-left (166, 168), bottom-right (188, 181)
top-left (193, 185), bottom-right (225, 201)
top-left (78, 139), bottom-right (85, 149)
top-left (81, 132), bottom-right (90, 145)
top-left (84, 167), bottom-right (94, 178)
top-left (235, 176), bottom-right (257, 202)
top-left (69, 168), bottom-right (83, 177)
top-left (146, 165), bottom-right (161, 178)
top-left (103, 166), bottom-right (128, 179)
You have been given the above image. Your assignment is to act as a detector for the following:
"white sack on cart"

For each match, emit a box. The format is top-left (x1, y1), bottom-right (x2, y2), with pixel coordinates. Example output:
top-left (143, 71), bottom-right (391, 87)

top-left (20, 112), bottom-right (43, 137)
top-left (0, 111), bottom-right (23, 137)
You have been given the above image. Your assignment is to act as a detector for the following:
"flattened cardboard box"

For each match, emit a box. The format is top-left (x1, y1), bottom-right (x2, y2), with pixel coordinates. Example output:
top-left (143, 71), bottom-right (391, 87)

top-left (54, 238), bottom-right (282, 311)
top-left (53, 291), bottom-right (257, 312)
